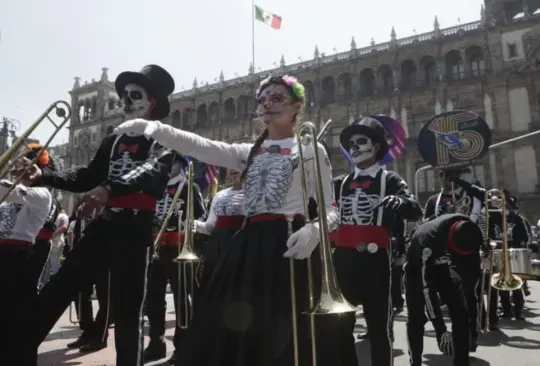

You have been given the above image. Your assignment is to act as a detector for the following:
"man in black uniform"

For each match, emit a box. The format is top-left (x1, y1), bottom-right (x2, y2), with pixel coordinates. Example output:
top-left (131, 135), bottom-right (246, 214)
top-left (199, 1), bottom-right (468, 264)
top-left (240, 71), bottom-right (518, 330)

top-left (66, 214), bottom-right (113, 352)
top-left (405, 213), bottom-right (483, 366)
top-left (498, 194), bottom-right (528, 320)
top-left (144, 155), bottom-right (206, 364)
top-left (391, 220), bottom-right (406, 313)
top-left (28, 64), bottom-right (176, 366)
top-left (333, 117), bottom-right (422, 366)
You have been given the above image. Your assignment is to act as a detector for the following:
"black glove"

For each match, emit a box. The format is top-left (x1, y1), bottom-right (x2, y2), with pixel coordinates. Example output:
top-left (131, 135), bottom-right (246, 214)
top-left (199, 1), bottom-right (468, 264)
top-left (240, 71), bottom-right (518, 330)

top-left (436, 331), bottom-right (454, 355)
top-left (380, 195), bottom-right (404, 213)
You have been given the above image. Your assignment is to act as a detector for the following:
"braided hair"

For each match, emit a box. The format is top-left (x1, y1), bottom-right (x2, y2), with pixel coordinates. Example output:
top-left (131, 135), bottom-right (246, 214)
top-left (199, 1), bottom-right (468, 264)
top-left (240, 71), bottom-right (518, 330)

top-left (240, 75), bottom-right (305, 180)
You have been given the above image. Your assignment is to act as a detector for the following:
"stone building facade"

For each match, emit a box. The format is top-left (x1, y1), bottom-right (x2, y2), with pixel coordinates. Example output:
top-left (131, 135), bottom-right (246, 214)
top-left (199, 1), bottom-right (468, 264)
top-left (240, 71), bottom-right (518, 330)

top-left (64, 0), bottom-right (540, 218)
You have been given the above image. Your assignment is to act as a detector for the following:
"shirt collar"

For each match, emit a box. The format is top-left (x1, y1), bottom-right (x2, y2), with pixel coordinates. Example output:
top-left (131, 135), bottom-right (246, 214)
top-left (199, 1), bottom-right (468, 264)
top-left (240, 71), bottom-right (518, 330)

top-left (353, 164), bottom-right (382, 179)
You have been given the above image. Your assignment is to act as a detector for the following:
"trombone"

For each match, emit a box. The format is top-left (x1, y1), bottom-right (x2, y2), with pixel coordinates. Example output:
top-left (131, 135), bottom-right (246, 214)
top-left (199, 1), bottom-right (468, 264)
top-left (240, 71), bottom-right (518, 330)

top-left (173, 161), bottom-right (199, 329)
top-left (294, 121), bottom-right (356, 366)
top-left (0, 101), bottom-right (71, 203)
top-left (478, 189), bottom-right (523, 333)
top-left (153, 162), bottom-right (199, 329)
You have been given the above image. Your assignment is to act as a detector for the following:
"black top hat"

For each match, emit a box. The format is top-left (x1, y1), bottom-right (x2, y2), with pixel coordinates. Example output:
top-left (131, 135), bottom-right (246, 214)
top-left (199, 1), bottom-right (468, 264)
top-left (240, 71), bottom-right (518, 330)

top-left (339, 116), bottom-right (389, 161)
top-left (449, 219), bottom-right (483, 255)
top-left (115, 64), bottom-right (175, 120)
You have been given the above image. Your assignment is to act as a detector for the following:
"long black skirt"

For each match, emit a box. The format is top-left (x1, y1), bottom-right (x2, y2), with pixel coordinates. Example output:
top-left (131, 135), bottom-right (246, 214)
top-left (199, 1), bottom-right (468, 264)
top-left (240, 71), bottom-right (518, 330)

top-left (177, 217), bottom-right (339, 366)
top-left (197, 226), bottom-right (241, 291)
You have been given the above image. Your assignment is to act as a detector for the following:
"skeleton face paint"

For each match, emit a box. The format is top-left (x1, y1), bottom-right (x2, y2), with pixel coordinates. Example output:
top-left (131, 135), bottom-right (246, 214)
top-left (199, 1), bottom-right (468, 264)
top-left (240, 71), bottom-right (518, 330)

top-left (349, 134), bottom-right (374, 164)
top-left (256, 84), bottom-right (295, 124)
top-left (122, 83), bottom-right (151, 119)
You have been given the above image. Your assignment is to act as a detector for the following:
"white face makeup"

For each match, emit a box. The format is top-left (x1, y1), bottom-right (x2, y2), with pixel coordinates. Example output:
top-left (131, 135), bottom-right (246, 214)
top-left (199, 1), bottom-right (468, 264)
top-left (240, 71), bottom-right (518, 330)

top-left (122, 83), bottom-right (151, 119)
top-left (349, 134), bottom-right (374, 164)
top-left (256, 84), bottom-right (294, 125)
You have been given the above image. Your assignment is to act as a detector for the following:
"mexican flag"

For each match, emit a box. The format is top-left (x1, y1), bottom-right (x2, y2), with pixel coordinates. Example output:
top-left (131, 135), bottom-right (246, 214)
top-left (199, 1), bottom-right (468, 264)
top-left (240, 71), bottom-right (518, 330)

top-left (254, 5), bottom-right (282, 30)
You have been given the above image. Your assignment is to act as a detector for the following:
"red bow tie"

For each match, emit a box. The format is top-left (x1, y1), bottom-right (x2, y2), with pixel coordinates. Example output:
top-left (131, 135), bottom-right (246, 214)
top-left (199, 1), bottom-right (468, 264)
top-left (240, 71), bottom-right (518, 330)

top-left (118, 143), bottom-right (138, 153)
top-left (350, 180), bottom-right (372, 190)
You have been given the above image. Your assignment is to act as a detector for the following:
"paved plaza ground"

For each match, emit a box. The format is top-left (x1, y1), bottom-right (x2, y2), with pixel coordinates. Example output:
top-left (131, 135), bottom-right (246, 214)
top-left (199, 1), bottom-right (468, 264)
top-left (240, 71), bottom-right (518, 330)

top-left (38, 282), bottom-right (540, 365)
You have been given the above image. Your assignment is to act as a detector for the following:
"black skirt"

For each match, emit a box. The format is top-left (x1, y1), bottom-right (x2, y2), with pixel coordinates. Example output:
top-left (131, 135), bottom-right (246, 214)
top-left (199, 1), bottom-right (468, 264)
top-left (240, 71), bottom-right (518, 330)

top-left (177, 217), bottom-right (340, 366)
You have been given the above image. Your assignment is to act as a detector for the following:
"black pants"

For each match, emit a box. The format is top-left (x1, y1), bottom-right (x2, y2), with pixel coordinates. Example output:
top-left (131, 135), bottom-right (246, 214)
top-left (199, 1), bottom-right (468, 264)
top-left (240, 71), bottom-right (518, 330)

top-left (391, 263), bottom-right (404, 308)
top-left (74, 269), bottom-right (113, 342)
top-left (405, 265), bottom-right (470, 366)
top-left (32, 211), bottom-right (153, 366)
top-left (34, 239), bottom-right (51, 287)
top-left (500, 289), bottom-right (525, 316)
top-left (334, 247), bottom-right (393, 366)
top-left (455, 264), bottom-right (480, 342)
top-left (0, 246), bottom-right (37, 366)
top-left (146, 245), bottom-right (193, 351)
top-left (478, 273), bottom-right (499, 327)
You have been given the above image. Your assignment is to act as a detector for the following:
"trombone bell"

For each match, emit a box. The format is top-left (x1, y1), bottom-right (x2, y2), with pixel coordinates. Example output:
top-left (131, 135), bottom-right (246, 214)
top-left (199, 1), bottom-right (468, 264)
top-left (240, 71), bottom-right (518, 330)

top-left (173, 161), bottom-right (199, 263)
top-left (491, 273), bottom-right (523, 291)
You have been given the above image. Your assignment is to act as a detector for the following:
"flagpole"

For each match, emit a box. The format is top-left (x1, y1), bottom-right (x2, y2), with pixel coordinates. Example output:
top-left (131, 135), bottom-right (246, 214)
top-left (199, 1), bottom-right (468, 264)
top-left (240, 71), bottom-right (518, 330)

top-left (251, 0), bottom-right (255, 73)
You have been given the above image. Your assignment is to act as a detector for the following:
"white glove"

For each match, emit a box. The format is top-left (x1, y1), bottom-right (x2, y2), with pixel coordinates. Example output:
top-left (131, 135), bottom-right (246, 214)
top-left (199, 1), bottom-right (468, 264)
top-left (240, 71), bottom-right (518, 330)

top-left (437, 331), bottom-right (454, 356)
top-left (283, 223), bottom-right (320, 260)
top-left (193, 220), bottom-right (211, 235)
top-left (113, 119), bottom-right (160, 138)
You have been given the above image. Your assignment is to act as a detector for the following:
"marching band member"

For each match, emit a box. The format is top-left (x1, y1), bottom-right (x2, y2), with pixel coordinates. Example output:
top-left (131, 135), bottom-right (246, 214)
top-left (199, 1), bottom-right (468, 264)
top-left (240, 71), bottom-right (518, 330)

top-left (40, 200), bottom-right (69, 286)
top-left (405, 213), bottom-right (483, 366)
top-left (34, 177), bottom-right (60, 289)
top-left (391, 219), bottom-right (406, 314)
top-left (331, 117), bottom-right (422, 366)
top-left (144, 154), bottom-right (206, 364)
top-left (498, 193), bottom-right (528, 320)
top-left (0, 145), bottom-right (53, 366)
top-left (193, 168), bottom-right (244, 289)
top-left (115, 74), bottom-right (339, 366)
top-left (66, 210), bottom-right (113, 352)
top-left (28, 64), bottom-right (176, 366)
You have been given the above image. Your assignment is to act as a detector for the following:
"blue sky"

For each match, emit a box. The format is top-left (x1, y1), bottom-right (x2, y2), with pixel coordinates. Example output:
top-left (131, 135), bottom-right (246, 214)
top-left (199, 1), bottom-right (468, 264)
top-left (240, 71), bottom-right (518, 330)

top-left (0, 0), bottom-right (483, 145)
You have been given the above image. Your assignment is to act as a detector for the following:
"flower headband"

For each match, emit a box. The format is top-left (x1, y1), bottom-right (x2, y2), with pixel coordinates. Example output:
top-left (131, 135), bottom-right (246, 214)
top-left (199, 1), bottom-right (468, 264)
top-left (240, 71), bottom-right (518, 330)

top-left (255, 75), bottom-right (305, 101)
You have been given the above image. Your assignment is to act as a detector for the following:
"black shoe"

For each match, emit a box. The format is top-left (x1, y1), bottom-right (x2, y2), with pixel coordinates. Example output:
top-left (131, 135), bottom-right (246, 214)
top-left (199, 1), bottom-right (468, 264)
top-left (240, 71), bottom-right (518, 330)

top-left (489, 323), bottom-right (500, 331)
top-left (394, 306), bottom-right (404, 314)
top-left (79, 340), bottom-right (107, 352)
top-left (356, 332), bottom-right (369, 340)
top-left (167, 350), bottom-right (177, 365)
top-left (515, 314), bottom-right (525, 321)
top-left (500, 311), bottom-right (513, 319)
top-left (143, 340), bottom-right (166, 363)
top-left (67, 337), bottom-right (88, 349)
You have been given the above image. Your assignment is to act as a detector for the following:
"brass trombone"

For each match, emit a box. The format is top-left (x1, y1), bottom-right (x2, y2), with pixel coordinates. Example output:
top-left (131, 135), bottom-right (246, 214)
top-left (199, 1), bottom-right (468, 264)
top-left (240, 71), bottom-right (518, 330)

top-left (478, 189), bottom-right (523, 333)
top-left (295, 121), bottom-right (356, 366)
top-left (173, 161), bottom-right (199, 329)
top-left (486, 189), bottom-right (523, 291)
top-left (0, 101), bottom-right (71, 203)
top-left (154, 162), bottom-right (199, 329)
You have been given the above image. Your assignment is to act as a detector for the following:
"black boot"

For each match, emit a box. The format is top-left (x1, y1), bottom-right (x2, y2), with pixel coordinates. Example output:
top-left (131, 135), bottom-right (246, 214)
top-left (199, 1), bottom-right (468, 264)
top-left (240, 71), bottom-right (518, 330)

top-left (143, 340), bottom-right (166, 362)
top-left (67, 336), bottom-right (89, 349)
top-left (79, 340), bottom-right (107, 352)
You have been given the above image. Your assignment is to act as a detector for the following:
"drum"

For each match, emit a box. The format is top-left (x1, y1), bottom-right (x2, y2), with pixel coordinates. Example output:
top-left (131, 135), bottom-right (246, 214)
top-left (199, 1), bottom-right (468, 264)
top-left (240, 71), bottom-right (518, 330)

top-left (532, 259), bottom-right (540, 279)
top-left (508, 248), bottom-right (533, 279)
top-left (480, 249), bottom-right (503, 270)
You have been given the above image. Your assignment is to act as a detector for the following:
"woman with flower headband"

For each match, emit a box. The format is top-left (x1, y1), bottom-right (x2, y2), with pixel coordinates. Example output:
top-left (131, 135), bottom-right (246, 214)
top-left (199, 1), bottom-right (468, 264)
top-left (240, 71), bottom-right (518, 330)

top-left (0, 143), bottom-right (53, 366)
top-left (114, 75), bottom-right (339, 365)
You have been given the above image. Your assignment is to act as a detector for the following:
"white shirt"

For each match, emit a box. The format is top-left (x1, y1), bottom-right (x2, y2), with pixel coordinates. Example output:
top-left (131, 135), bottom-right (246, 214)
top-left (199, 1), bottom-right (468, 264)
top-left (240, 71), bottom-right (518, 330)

top-left (51, 212), bottom-right (69, 248)
top-left (196, 187), bottom-right (244, 235)
top-left (150, 122), bottom-right (338, 229)
top-left (353, 164), bottom-right (381, 179)
top-left (0, 181), bottom-right (52, 243)
top-left (67, 221), bottom-right (76, 234)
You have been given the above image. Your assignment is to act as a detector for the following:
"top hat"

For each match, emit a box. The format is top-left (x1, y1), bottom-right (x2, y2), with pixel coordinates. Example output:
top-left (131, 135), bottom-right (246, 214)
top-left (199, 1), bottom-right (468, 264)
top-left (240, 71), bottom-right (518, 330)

top-left (449, 219), bottom-right (483, 255)
top-left (340, 116), bottom-right (389, 161)
top-left (115, 64), bottom-right (175, 120)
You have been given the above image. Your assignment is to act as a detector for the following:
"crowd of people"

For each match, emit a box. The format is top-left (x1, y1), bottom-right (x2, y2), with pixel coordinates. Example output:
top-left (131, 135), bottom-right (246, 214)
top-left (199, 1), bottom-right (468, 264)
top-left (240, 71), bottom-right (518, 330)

top-left (0, 63), bottom-right (537, 366)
